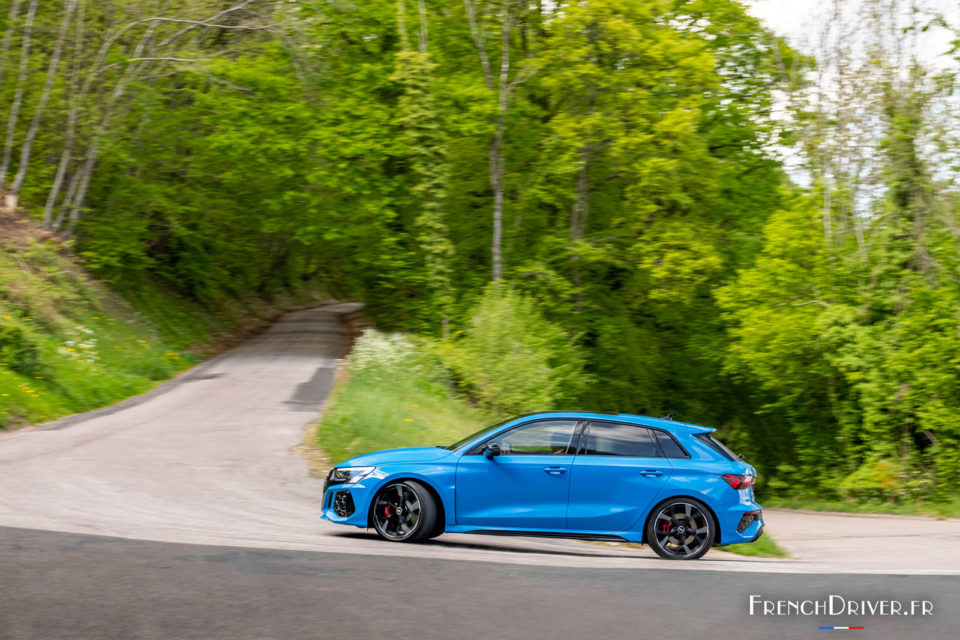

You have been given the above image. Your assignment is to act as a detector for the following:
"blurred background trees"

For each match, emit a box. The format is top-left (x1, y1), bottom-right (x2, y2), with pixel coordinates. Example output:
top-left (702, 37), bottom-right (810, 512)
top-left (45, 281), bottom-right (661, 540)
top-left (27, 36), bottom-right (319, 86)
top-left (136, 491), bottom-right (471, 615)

top-left (2, 0), bottom-right (960, 502)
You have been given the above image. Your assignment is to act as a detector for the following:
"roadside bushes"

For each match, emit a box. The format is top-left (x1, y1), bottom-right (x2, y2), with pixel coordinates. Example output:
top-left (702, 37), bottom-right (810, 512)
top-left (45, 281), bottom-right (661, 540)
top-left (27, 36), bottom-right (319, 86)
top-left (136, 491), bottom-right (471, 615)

top-left (316, 329), bottom-right (486, 462)
top-left (0, 325), bottom-right (42, 377)
top-left (0, 225), bottom-right (217, 428)
top-left (316, 286), bottom-right (590, 463)
top-left (440, 285), bottom-right (589, 415)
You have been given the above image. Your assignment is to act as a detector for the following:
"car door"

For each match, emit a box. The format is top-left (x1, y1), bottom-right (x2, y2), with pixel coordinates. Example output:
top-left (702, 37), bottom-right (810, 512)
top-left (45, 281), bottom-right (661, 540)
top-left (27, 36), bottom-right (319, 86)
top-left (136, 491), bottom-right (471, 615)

top-left (455, 419), bottom-right (579, 529)
top-left (566, 421), bottom-right (673, 531)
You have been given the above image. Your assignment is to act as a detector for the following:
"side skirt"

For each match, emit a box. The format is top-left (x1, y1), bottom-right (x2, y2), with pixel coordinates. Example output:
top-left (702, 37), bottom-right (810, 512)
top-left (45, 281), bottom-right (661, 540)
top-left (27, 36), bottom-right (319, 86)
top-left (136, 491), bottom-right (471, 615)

top-left (461, 530), bottom-right (629, 543)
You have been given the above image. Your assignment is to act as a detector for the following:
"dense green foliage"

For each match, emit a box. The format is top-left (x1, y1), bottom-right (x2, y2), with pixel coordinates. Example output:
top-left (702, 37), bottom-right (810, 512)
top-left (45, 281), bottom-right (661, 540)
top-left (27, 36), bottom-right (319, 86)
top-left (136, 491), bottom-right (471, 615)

top-left (3, 0), bottom-right (960, 504)
top-left (0, 219), bottom-right (216, 426)
top-left (316, 329), bottom-right (487, 463)
top-left (440, 285), bottom-right (589, 415)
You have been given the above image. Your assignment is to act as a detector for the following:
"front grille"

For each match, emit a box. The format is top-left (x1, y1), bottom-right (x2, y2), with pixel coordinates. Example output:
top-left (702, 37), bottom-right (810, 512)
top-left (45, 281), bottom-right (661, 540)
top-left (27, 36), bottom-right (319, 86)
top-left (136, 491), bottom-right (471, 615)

top-left (333, 490), bottom-right (355, 518)
top-left (737, 510), bottom-right (762, 533)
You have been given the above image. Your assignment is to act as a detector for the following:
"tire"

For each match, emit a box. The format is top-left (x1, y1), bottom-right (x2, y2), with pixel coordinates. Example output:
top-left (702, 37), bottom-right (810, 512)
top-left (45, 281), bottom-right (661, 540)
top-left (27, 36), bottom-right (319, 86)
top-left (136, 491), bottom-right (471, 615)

top-left (645, 498), bottom-right (715, 560)
top-left (425, 515), bottom-right (445, 540)
top-left (371, 480), bottom-right (438, 543)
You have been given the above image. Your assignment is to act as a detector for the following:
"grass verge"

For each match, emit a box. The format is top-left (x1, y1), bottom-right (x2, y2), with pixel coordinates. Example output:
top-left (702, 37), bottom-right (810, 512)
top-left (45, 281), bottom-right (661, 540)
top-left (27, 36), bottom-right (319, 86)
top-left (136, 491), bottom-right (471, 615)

top-left (718, 533), bottom-right (790, 558)
top-left (760, 496), bottom-right (960, 519)
top-left (0, 212), bottom-right (322, 429)
top-left (316, 361), bottom-right (488, 466)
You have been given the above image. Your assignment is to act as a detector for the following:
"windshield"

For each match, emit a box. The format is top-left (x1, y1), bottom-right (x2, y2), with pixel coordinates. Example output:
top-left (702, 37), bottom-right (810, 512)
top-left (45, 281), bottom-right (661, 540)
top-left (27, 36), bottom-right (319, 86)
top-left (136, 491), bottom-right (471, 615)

top-left (443, 417), bottom-right (514, 450)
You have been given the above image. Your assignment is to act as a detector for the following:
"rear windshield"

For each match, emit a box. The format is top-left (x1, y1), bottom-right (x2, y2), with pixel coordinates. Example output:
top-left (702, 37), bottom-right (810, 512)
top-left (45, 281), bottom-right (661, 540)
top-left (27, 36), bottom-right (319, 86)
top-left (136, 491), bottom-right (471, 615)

top-left (695, 433), bottom-right (738, 461)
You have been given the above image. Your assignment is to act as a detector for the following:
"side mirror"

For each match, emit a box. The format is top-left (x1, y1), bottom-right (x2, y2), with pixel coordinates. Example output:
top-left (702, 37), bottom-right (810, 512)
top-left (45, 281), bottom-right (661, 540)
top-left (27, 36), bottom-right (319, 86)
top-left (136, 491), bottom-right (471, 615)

top-left (483, 443), bottom-right (501, 459)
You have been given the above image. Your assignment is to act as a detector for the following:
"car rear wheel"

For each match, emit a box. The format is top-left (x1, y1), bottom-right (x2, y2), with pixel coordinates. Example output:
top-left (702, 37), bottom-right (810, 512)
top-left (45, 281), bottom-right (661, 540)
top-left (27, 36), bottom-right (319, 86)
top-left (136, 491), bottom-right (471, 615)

top-left (646, 498), bottom-right (714, 560)
top-left (371, 480), bottom-right (438, 543)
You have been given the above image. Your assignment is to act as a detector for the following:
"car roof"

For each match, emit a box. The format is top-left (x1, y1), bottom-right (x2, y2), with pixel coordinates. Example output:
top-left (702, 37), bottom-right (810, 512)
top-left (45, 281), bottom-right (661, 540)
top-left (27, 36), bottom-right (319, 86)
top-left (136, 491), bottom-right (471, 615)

top-left (514, 411), bottom-right (716, 434)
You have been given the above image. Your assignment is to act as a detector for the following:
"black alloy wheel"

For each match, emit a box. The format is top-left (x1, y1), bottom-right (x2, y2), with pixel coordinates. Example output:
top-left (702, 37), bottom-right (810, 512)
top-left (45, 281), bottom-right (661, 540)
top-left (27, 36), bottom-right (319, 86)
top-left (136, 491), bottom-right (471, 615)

top-left (646, 499), bottom-right (714, 560)
top-left (372, 481), bottom-right (437, 543)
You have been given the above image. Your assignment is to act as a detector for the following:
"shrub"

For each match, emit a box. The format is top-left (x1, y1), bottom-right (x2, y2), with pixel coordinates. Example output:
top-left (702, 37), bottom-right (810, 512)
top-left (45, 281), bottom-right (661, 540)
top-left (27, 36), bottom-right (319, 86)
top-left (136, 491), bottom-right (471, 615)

top-left (0, 324), bottom-right (43, 376)
top-left (345, 329), bottom-right (418, 381)
top-left (441, 284), bottom-right (589, 415)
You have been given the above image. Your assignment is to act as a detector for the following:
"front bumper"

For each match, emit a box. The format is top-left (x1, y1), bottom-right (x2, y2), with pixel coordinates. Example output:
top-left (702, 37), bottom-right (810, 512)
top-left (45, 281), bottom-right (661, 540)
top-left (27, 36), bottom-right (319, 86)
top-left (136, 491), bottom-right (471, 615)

top-left (321, 481), bottom-right (376, 527)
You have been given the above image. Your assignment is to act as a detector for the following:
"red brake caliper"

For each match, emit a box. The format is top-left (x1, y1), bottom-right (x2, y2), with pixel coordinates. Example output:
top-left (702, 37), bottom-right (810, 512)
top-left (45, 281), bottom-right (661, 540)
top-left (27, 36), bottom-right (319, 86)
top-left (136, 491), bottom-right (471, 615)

top-left (661, 520), bottom-right (670, 532)
top-left (384, 505), bottom-right (392, 517)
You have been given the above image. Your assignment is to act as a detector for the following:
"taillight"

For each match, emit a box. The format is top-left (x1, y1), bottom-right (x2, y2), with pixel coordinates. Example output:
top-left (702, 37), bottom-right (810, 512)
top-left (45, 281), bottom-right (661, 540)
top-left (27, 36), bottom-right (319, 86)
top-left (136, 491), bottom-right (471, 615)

top-left (722, 474), bottom-right (755, 490)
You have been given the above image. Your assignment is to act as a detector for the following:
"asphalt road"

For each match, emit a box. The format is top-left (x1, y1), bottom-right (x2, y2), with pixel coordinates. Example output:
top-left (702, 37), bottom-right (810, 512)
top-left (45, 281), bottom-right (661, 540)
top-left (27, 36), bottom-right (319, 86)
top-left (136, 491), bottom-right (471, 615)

top-left (2, 526), bottom-right (957, 640)
top-left (0, 303), bottom-right (958, 638)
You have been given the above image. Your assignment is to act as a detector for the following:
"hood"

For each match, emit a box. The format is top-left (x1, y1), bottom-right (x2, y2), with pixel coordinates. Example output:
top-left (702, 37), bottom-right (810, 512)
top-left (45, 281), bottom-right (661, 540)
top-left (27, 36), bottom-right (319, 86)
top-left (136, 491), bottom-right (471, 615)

top-left (339, 446), bottom-right (454, 468)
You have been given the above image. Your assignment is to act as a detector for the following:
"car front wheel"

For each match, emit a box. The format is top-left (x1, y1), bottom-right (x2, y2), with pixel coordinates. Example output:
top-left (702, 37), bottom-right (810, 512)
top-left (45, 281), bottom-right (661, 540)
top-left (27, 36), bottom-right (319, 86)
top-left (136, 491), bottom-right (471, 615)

top-left (371, 480), bottom-right (438, 543)
top-left (646, 498), bottom-right (714, 560)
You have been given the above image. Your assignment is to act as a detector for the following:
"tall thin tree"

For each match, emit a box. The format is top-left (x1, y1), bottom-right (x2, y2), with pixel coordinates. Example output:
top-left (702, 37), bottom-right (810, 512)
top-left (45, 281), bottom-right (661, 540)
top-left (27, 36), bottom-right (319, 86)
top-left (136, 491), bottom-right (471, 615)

top-left (44, 0), bottom-right (86, 227)
top-left (0, 0), bottom-right (38, 205)
top-left (463, 0), bottom-right (534, 281)
top-left (0, 0), bottom-right (25, 96)
top-left (8, 0), bottom-right (80, 210)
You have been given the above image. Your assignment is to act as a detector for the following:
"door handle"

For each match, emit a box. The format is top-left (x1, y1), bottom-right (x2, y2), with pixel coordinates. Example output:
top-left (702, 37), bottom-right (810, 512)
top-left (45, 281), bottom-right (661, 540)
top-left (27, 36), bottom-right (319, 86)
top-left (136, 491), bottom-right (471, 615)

top-left (543, 466), bottom-right (568, 475)
top-left (641, 469), bottom-right (663, 477)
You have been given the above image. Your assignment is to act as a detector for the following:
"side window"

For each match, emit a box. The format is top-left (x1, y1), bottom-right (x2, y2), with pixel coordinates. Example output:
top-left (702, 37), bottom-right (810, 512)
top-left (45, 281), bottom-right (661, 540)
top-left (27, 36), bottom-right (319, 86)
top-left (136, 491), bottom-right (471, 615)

top-left (653, 430), bottom-right (689, 458)
top-left (581, 422), bottom-right (660, 457)
top-left (494, 420), bottom-right (579, 455)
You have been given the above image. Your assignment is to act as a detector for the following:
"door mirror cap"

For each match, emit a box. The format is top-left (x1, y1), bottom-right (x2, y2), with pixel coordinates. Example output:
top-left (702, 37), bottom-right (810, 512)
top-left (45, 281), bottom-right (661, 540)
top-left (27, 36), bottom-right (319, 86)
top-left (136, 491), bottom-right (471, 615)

top-left (483, 443), bottom-right (501, 459)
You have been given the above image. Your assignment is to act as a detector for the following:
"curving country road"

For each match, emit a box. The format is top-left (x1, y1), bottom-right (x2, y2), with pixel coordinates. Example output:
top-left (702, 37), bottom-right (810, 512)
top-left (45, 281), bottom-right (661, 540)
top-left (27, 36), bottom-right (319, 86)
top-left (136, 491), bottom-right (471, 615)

top-left (1, 304), bottom-right (958, 639)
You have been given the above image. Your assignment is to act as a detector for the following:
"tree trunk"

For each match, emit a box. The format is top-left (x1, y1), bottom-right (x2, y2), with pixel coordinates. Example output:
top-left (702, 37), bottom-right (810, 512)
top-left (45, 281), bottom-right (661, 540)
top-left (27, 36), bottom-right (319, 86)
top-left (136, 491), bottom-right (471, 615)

top-left (463, 0), bottom-right (509, 281)
top-left (490, 2), bottom-right (514, 281)
top-left (462, 0), bottom-right (492, 89)
top-left (397, 0), bottom-right (408, 50)
top-left (416, 0), bottom-right (428, 54)
top-left (52, 0), bottom-right (254, 230)
top-left (0, 0), bottom-right (25, 96)
top-left (570, 147), bottom-right (589, 311)
top-left (9, 0), bottom-right (79, 208)
top-left (62, 14), bottom-right (163, 235)
top-left (0, 0), bottom-right (38, 195)
top-left (44, 0), bottom-right (86, 227)
top-left (490, 132), bottom-right (505, 281)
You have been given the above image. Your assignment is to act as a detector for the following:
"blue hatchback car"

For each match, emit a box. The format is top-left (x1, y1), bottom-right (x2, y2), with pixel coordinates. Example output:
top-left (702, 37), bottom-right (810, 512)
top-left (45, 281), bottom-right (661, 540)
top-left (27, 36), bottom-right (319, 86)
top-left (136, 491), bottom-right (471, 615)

top-left (321, 412), bottom-right (763, 559)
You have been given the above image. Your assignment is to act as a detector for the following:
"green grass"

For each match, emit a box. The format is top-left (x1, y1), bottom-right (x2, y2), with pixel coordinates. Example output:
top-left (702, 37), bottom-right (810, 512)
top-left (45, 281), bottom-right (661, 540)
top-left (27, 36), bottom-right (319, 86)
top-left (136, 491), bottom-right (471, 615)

top-left (316, 367), bottom-right (490, 466)
top-left (0, 218), bottom-right (264, 429)
top-left (718, 533), bottom-right (790, 558)
top-left (761, 495), bottom-right (960, 519)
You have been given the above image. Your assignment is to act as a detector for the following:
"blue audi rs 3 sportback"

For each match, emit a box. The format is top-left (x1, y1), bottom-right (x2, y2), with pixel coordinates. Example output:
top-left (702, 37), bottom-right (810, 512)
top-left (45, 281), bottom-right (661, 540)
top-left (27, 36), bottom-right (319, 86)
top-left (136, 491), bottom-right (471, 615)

top-left (321, 412), bottom-right (763, 560)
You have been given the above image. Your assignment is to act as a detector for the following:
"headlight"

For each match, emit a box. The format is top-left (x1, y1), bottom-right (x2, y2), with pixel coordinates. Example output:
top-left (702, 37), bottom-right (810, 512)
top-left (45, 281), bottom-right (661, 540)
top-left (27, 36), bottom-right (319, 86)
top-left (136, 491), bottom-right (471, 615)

top-left (328, 466), bottom-right (375, 486)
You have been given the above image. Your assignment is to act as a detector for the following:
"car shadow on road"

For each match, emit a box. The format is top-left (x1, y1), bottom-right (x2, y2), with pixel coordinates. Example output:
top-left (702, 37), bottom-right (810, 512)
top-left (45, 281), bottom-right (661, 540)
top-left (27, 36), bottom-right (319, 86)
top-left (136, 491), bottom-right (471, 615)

top-left (327, 531), bottom-right (778, 563)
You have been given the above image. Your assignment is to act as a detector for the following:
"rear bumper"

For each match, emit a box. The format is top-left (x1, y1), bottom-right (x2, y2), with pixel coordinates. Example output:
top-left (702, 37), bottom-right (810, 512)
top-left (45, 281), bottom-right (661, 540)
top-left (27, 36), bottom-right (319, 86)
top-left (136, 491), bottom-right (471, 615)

top-left (717, 503), bottom-right (764, 545)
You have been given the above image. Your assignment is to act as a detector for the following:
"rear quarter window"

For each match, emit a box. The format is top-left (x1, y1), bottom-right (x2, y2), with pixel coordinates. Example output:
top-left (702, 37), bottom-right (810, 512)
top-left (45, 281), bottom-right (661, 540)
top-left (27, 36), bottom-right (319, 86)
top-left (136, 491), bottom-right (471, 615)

top-left (694, 433), bottom-right (737, 461)
top-left (653, 430), bottom-right (689, 458)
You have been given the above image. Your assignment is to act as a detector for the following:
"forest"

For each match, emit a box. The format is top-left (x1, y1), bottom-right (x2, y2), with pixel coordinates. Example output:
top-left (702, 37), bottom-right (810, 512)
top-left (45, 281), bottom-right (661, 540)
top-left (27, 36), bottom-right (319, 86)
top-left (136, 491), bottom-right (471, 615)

top-left (1, 0), bottom-right (960, 505)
